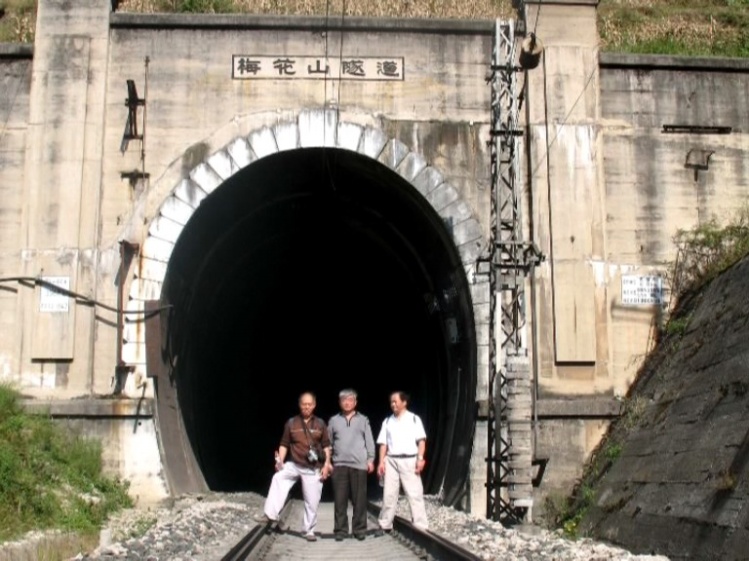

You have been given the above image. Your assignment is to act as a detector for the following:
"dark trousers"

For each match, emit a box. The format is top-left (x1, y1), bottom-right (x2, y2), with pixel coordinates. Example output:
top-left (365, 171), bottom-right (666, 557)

top-left (331, 465), bottom-right (368, 536)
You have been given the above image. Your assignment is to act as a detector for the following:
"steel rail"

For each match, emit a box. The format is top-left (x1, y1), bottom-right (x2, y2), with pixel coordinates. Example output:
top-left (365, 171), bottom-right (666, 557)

top-left (220, 524), bottom-right (266, 561)
top-left (366, 502), bottom-right (483, 561)
top-left (221, 502), bottom-right (293, 561)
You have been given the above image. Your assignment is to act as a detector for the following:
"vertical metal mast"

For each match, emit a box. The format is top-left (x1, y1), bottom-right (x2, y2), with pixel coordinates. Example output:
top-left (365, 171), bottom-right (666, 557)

top-left (481, 18), bottom-right (543, 524)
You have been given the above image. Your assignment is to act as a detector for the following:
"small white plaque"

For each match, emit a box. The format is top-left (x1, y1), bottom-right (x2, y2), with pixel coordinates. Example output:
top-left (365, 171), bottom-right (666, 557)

top-left (39, 276), bottom-right (70, 313)
top-left (621, 275), bottom-right (663, 306)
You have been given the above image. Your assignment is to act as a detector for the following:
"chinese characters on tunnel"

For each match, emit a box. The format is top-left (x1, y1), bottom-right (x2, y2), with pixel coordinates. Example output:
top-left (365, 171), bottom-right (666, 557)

top-left (232, 56), bottom-right (405, 81)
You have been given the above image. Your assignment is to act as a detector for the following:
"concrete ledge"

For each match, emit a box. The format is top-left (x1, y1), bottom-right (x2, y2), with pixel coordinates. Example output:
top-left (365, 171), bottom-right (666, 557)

top-left (0, 43), bottom-right (33, 58)
top-left (110, 13), bottom-right (495, 35)
top-left (536, 397), bottom-right (622, 418)
top-left (20, 398), bottom-right (153, 418)
top-left (600, 52), bottom-right (749, 72)
top-left (477, 397), bottom-right (622, 419)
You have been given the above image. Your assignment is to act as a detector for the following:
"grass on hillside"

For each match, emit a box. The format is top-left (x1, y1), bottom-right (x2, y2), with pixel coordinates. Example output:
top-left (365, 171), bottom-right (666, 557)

top-left (599, 0), bottom-right (749, 58)
top-left (0, 383), bottom-right (133, 544)
top-left (668, 206), bottom-right (749, 304)
top-left (1, 0), bottom-right (748, 58)
top-left (0, 0), bottom-right (35, 42)
top-left (115, 0), bottom-right (515, 19)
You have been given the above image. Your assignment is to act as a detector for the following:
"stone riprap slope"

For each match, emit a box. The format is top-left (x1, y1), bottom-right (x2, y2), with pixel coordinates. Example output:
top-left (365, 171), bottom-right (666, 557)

top-left (581, 255), bottom-right (749, 560)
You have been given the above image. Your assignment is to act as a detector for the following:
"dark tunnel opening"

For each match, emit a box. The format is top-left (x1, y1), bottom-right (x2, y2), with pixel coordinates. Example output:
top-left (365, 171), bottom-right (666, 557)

top-left (159, 147), bottom-right (477, 507)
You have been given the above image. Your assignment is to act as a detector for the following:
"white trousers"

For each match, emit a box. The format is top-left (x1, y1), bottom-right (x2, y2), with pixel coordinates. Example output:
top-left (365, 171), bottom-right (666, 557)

top-left (263, 462), bottom-right (323, 534)
top-left (378, 456), bottom-right (429, 531)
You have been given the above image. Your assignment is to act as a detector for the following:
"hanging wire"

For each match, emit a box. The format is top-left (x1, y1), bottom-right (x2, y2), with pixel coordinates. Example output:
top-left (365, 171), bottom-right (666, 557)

top-left (528, 61), bottom-right (598, 181)
top-left (532, 0), bottom-right (543, 37)
top-left (523, 0), bottom-right (601, 184)
top-left (141, 56), bottom-right (149, 188)
top-left (323, 0), bottom-right (331, 116)
top-left (337, 0), bottom-right (347, 111)
top-left (0, 276), bottom-right (171, 320)
top-left (321, 0), bottom-right (348, 194)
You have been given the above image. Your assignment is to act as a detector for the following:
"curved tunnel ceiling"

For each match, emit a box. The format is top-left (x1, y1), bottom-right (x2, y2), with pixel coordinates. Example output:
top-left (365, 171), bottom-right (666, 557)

top-left (160, 147), bottom-right (477, 506)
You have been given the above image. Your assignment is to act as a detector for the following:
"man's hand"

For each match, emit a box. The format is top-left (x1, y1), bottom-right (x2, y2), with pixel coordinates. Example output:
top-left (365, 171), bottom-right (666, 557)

top-left (320, 462), bottom-right (333, 481)
top-left (367, 460), bottom-right (375, 474)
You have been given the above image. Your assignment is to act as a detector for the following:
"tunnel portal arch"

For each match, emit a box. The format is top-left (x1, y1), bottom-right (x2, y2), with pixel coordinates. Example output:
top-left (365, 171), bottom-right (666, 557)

top-left (132, 109), bottom-right (485, 508)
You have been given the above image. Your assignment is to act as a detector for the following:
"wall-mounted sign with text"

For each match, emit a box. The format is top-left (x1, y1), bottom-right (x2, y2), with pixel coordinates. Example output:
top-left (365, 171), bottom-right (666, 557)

top-left (621, 274), bottom-right (663, 306)
top-left (232, 56), bottom-right (405, 81)
top-left (39, 276), bottom-right (70, 313)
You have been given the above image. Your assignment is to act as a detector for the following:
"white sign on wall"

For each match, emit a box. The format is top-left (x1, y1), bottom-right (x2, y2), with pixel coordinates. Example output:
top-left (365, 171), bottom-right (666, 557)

top-left (621, 275), bottom-right (663, 306)
top-left (39, 276), bottom-right (70, 313)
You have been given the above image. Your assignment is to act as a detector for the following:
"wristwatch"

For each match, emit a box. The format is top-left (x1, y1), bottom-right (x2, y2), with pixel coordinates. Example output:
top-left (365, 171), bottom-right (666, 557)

top-left (417, 456), bottom-right (424, 461)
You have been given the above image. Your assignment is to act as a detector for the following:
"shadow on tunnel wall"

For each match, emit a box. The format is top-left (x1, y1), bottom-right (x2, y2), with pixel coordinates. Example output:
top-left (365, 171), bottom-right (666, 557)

top-left (155, 147), bottom-right (478, 509)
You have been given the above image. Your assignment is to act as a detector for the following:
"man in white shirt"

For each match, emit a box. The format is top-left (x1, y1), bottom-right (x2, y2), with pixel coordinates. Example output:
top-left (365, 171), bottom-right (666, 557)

top-left (375, 391), bottom-right (429, 533)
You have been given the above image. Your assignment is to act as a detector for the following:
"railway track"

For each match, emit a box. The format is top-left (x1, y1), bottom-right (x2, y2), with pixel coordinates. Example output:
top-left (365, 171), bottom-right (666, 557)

top-left (221, 499), bottom-right (482, 561)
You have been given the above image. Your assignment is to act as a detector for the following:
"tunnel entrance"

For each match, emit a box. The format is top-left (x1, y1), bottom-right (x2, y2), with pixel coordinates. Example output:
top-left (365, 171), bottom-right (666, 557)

top-left (157, 147), bottom-right (477, 507)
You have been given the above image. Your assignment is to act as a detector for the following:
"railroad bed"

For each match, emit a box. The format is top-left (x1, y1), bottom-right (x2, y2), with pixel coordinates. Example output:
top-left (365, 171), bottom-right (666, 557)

top-left (223, 499), bottom-right (480, 561)
top-left (72, 491), bottom-right (671, 561)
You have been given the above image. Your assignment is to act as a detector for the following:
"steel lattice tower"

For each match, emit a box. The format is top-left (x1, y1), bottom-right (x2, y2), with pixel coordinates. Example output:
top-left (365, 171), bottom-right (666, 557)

top-left (478, 18), bottom-right (544, 524)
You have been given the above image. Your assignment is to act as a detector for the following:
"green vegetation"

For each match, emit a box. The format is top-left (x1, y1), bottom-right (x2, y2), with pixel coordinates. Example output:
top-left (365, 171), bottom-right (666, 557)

top-left (664, 314), bottom-right (690, 336)
top-left (543, 483), bottom-right (595, 538)
top-left (603, 442), bottom-right (622, 461)
top-left (548, 430), bottom-right (624, 537)
top-left (2, 0), bottom-right (748, 58)
top-left (114, 0), bottom-right (515, 18)
top-left (0, 0), bottom-right (35, 42)
top-left (599, 0), bottom-right (749, 58)
top-left (669, 207), bottom-right (749, 302)
top-left (659, 207), bottom-right (749, 341)
top-left (0, 383), bottom-right (133, 545)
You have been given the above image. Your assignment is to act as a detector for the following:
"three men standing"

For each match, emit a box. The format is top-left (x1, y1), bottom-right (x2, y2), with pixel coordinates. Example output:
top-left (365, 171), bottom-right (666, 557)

top-left (258, 389), bottom-right (429, 540)
top-left (327, 388), bottom-right (376, 541)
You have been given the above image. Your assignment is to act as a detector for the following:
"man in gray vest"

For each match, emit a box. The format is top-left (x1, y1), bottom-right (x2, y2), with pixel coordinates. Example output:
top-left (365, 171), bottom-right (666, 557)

top-left (328, 388), bottom-right (376, 541)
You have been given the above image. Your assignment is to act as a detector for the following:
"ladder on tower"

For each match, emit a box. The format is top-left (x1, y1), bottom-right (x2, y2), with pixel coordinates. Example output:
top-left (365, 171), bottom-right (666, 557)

top-left (477, 17), bottom-right (544, 525)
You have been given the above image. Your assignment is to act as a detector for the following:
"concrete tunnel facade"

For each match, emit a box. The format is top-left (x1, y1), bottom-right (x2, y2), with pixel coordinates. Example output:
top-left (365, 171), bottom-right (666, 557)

top-left (8, 1), bottom-right (749, 519)
top-left (134, 115), bottom-right (487, 507)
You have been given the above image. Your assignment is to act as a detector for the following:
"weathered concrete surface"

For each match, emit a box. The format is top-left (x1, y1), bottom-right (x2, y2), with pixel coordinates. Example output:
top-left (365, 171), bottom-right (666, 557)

top-left (0, 44), bottom-right (31, 382)
top-left (581, 255), bottom-right (749, 560)
top-left (599, 52), bottom-right (749, 408)
top-left (1, 0), bottom-right (749, 518)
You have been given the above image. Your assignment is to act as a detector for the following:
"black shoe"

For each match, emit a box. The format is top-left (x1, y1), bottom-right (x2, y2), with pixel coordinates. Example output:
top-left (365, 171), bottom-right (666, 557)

top-left (335, 534), bottom-right (345, 542)
top-left (354, 533), bottom-right (366, 541)
top-left (374, 529), bottom-right (391, 537)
